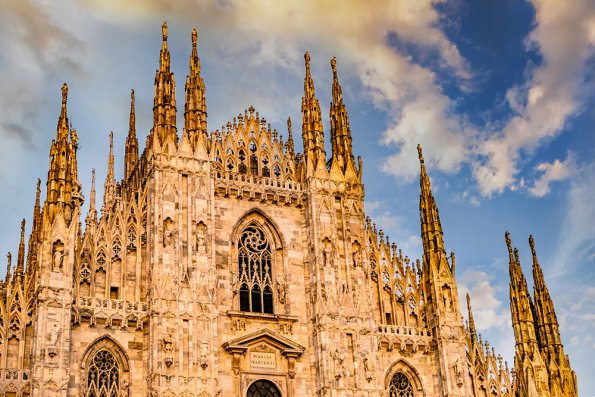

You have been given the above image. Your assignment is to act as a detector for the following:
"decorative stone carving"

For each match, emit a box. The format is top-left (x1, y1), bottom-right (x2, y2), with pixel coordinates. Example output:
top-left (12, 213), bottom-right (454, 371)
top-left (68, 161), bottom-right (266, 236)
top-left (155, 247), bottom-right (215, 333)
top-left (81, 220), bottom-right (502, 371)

top-left (199, 339), bottom-right (209, 370)
top-left (52, 240), bottom-right (64, 271)
top-left (46, 323), bottom-right (61, 358)
top-left (332, 348), bottom-right (346, 380)
top-left (276, 276), bottom-right (287, 304)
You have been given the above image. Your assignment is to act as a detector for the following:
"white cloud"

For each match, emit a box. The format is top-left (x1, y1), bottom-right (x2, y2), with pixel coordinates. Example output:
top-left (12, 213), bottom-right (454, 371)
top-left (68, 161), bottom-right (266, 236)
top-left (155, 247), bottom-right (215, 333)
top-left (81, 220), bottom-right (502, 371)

top-left (528, 152), bottom-right (578, 197)
top-left (459, 270), bottom-right (509, 330)
top-left (473, 0), bottom-right (595, 197)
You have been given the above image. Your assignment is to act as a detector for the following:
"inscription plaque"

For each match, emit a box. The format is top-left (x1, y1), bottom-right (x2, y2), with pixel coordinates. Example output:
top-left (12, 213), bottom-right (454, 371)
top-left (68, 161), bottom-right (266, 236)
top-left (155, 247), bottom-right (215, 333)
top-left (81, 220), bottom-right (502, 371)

top-left (250, 351), bottom-right (277, 369)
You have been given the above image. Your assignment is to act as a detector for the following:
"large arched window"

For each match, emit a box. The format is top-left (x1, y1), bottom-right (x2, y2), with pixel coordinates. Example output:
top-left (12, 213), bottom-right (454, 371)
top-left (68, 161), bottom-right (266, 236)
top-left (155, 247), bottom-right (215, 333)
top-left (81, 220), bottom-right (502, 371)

top-left (86, 350), bottom-right (120, 397)
top-left (389, 372), bottom-right (414, 397)
top-left (247, 379), bottom-right (281, 397)
top-left (238, 226), bottom-right (274, 314)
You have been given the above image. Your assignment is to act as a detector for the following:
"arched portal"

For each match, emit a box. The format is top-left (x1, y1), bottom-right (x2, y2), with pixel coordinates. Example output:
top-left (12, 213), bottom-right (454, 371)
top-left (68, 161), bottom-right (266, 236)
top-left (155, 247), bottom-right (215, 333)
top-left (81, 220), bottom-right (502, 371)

top-left (246, 379), bottom-right (282, 397)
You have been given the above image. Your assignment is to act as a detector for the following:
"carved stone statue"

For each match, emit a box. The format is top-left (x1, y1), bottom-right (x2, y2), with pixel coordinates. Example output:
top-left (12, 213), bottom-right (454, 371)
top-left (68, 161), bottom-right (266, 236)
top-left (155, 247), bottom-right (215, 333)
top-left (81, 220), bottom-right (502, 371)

top-left (163, 218), bottom-right (175, 248)
top-left (276, 276), bottom-right (288, 304)
top-left (332, 348), bottom-right (346, 379)
top-left (362, 351), bottom-right (373, 382)
top-left (454, 359), bottom-right (464, 387)
top-left (195, 222), bottom-right (207, 252)
top-left (199, 339), bottom-right (209, 369)
top-left (52, 241), bottom-right (64, 271)
top-left (120, 379), bottom-right (129, 397)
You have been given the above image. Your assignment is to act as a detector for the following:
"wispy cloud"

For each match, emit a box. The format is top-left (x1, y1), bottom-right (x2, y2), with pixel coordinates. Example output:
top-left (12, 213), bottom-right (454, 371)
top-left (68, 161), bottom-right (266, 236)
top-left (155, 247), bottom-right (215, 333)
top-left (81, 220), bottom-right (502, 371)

top-left (472, 0), bottom-right (595, 197)
top-left (528, 152), bottom-right (578, 197)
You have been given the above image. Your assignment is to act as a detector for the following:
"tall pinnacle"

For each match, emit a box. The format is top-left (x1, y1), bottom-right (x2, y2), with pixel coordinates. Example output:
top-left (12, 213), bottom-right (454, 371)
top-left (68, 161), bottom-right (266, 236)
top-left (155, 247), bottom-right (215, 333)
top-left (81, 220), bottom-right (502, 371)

top-left (104, 132), bottom-right (116, 206)
top-left (285, 116), bottom-right (295, 158)
top-left (5, 253), bottom-right (12, 284)
top-left (16, 219), bottom-right (26, 275)
top-left (301, 52), bottom-right (325, 176)
top-left (530, 235), bottom-right (562, 352)
top-left (151, 21), bottom-right (177, 150)
top-left (184, 27), bottom-right (207, 154)
top-left (26, 179), bottom-right (42, 277)
top-left (125, 89), bottom-right (138, 179)
top-left (57, 83), bottom-right (69, 141)
top-left (329, 56), bottom-right (356, 179)
top-left (46, 83), bottom-right (82, 225)
top-left (418, 144), bottom-right (447, 267)
top-left (466, 293), bottom-right (477, 342)
top-left (86, 169), bottom-right (97, 226)
top-left (506, 232), bottom-right (538, 353)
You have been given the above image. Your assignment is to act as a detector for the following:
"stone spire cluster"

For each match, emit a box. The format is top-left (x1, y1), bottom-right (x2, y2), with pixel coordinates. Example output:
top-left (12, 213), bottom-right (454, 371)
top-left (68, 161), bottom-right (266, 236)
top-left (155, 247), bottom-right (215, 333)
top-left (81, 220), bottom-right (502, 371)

top-left (182, 28), bottom-right (208, 157)
top-left (45, 83), bottom-right (84, 225)
top-left (506, 233), bottom-right (578, 396)
top-left (329, 57), bottom-right (357, 182)
top-left (150, 21), bottom-right (178, 152)
top-left (301, 52), bottom-right (327, 178)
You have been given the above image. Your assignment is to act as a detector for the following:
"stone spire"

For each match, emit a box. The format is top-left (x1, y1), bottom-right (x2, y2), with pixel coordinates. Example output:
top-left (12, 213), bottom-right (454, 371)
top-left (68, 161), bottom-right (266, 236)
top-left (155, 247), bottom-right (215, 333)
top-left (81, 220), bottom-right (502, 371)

top-left (57, 83), bottom-right (69, 141)
top-left (5, 253), bottom-right (11, 285)
top-left (125, 89), bottom-right (138, 180)
top-left (151, 21), bottom-right (177, 152)
top-left (104, 132), bottom-right (116, 206)
top-left (26, 179), bottom-right (42, 277)
top-left (184, 28), bottom-right (208, 156)
top-left (285, 116), bottom-right (295, 159)
top-left (329, 57), bottom-right (357, 181)
top-left (529, 235), bottom-right (561, 351)
top-left (418, 144), bottom-right (449, 274)
top-left (301, 52), bottom-right (326, 177)
top-left (16, 219), bottom-right (26, 276)
top-left (467, 292), bottom-right (477, 343)
top-left (45, 83), bottom-right (83, 225)
top-left (506, 232), bottom-right (538, 355)
top-left (86, 169), bottom-right (97, 226)
top-left (529, 235), bottom-right (578, 395)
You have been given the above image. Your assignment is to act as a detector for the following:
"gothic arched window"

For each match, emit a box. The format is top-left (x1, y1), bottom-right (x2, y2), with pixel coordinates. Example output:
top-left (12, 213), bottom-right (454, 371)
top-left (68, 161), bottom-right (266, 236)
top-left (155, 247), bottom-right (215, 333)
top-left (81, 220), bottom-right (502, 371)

top-left (86, 350), bottom-right (120, 397)
top-left (247, 379), bottom-right (281, 397)
top-left (389, 372), bottom-right (414, 397)
top-left (238, 226), bottom-right (273, 314)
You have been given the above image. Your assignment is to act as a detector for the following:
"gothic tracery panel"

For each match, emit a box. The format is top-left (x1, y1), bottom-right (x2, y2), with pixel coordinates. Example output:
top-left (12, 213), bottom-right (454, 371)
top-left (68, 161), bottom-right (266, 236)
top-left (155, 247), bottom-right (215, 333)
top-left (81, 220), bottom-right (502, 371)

top-left (238, 226), bottom-right (274, 314)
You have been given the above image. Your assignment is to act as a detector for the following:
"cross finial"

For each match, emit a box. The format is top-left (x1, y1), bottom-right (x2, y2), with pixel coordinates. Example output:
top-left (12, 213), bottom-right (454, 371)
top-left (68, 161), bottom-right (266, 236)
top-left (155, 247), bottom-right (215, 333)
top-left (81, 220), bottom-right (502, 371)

top-left (192, 28), bottom-right (197, 47)
top-left (304, 52), bottom-right (311, 69)
top-left (417, 144), bottom-right (424, 163)
top-left (331, 56), bottom-right (337, 76)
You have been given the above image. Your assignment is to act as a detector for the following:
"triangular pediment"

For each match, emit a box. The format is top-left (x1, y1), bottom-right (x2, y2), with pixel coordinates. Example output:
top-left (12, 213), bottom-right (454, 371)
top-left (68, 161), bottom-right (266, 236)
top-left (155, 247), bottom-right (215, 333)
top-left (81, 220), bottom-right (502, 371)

top-left (223, 328), bottom-right (305, 356)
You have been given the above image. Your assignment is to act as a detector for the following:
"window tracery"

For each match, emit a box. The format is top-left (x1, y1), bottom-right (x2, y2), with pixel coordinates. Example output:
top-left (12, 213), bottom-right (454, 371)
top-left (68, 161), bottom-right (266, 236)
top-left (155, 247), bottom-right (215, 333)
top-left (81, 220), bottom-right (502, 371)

top-left (389, 372), bottom-right (414, 397)
top-left (238, 226), bottom-right (274, 314)
top-left (86, 350), bottom-right (120, 397)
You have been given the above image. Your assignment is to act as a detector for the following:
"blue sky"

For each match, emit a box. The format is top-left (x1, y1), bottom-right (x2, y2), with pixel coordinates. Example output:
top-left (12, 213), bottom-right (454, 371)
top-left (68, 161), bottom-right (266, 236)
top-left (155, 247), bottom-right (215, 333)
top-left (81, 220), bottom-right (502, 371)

top-left (1, 0), bottom-right (594, 393)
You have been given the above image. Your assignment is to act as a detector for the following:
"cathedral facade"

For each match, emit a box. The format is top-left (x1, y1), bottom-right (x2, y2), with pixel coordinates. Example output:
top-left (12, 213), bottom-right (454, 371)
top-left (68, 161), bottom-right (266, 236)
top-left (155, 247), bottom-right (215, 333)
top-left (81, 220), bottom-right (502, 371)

top-left (0, 23), bottom-right (578, 397)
